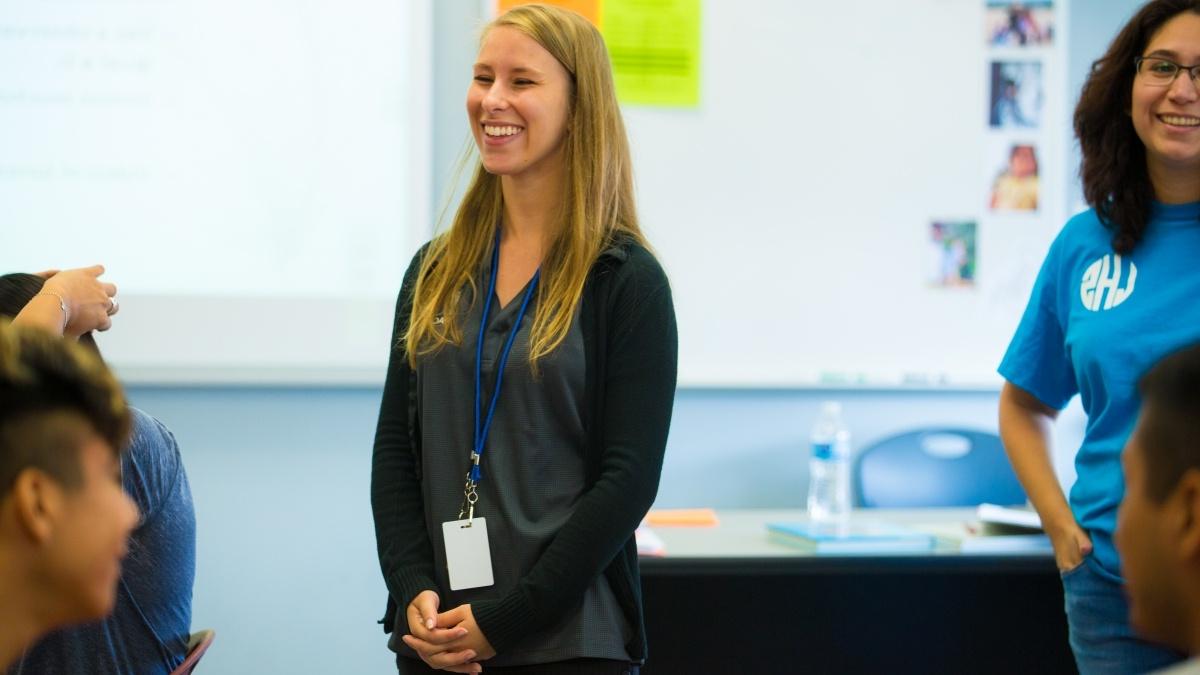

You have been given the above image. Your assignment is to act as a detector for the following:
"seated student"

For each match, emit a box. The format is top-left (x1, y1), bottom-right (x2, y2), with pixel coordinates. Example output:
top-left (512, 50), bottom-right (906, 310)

top-left (1, 273), bottom-right (196, 675)
top-left (0, 321), bottom-right (140, 669)
top-left (1117, 343), bottom-right (1200, 674)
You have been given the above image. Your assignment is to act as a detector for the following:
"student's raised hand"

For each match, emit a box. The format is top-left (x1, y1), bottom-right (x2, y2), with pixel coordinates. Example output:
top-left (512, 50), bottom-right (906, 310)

top-left (403, 590), bottom-right (482, 673)
top-left (434, 604), bottom-right (496, 662)
top-left (38, 265), bottom-right (119, 336)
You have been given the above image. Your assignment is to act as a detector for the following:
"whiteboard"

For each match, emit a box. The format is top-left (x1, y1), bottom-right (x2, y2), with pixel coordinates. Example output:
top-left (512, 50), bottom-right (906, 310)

top-left (2, 0), bottom-right (1069, 388)
top-left (0, 0), bottom-right (431, 384)
top-left (625, 0), bottom-right (1070, 388)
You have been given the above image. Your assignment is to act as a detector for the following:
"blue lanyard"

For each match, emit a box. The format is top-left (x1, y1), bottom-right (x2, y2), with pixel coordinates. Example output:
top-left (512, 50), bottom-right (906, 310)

top-left (469, 230), bottom-right (540, 485)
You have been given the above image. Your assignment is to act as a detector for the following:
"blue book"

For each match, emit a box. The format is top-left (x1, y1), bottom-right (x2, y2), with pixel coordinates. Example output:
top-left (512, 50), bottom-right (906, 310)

top-left (766, 520), bottom-right (936, 554)
top-left (957, 533), bottom-right (1052, 554)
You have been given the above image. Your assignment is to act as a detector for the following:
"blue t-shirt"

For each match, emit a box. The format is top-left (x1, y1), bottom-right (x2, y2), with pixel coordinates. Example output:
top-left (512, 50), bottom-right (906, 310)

top-left (12, 408), bottom-right (196, 675)
top-left (1000, 201), bottom-right (1200, 578)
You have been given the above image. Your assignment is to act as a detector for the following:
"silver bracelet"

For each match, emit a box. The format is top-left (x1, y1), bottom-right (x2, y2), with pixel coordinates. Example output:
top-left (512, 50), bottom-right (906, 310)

top-left (34, 291), bottom-right (70, 333)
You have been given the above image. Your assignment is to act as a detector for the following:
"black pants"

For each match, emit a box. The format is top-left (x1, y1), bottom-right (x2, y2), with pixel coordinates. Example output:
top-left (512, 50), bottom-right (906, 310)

top-left (397, 656), bottom-right (640, 675)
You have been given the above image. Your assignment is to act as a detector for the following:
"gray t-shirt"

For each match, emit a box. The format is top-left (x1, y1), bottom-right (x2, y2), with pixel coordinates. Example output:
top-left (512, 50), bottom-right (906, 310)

top-left (411, 275), bottom-right (631, 667)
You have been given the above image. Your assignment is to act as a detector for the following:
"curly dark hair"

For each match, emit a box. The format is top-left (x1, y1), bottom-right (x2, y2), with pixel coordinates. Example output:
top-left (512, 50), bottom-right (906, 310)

top-left (1075, 0), bottom-right (1200, 254)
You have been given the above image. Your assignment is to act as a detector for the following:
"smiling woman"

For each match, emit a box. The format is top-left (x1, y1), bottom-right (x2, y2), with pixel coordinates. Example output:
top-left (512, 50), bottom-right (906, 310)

top-left (371, 4), bottom-right (676, 675)
top-left (998, 1), bottom-right (1200, 673)
top-left (1130, 12), bottom-right (1200, 204)
top-left (469, 28), bottom-right (572, 183)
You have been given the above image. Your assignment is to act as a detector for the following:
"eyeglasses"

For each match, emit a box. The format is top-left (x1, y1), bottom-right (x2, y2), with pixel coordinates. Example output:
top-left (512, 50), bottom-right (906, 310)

top-left (1134, 56), bottom-right (1200, 86)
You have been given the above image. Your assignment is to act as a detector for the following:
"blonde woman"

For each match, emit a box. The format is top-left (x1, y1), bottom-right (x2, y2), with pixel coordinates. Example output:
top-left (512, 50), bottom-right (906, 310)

top-left (371, 5), bottom-right (677, 674)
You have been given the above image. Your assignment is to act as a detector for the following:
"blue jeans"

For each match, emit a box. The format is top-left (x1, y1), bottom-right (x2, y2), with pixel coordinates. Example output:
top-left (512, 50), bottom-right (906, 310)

top-left (1062, 554), bottom-right (1183, 674)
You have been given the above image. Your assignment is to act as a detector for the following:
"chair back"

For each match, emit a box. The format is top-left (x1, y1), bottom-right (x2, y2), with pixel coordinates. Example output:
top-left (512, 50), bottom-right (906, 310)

top-left (168, 629), bottom-right (215, 675)
top-left (855, 428), bottom-right (1026, 507)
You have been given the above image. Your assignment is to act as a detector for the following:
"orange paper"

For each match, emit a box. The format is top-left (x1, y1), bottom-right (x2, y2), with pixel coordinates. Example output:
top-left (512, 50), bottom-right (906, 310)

top-left (645, 508), bottom-right (719, 527)
top-left (496, 0), bottom-right (601, 27)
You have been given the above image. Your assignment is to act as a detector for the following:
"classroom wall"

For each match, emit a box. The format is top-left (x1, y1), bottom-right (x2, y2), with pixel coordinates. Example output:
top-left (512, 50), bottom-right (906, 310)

top-left (123, 0), bottom-right (1142, 672)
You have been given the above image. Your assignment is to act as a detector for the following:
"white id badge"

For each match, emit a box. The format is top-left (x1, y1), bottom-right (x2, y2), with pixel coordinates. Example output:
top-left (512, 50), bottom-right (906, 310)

top-left (442, 518), bottom-right (495, 591)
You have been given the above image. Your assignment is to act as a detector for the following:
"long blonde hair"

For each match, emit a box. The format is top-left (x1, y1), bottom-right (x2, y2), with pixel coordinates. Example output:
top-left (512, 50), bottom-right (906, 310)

top-left (406, 3), bottom-right (644, 368)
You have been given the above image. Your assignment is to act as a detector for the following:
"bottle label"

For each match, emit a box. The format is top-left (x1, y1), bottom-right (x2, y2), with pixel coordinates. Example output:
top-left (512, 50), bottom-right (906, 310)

top-left (812, 442), bottom-right (834, 461)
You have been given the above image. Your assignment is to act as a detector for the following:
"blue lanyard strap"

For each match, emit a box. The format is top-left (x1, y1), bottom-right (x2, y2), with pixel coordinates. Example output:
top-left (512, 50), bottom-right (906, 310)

top-left (470, 229), bottom-right (540, 485)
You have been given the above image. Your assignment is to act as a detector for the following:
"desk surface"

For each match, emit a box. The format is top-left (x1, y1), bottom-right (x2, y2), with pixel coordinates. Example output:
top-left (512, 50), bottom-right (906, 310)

top-left (637, 508), bottom-right (1073, 674)
top-left (640, 508), bottom-right (1055, 575)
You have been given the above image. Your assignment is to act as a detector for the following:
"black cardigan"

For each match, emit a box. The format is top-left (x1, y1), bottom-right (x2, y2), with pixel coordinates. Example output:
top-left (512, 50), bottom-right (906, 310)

top-left (370, 238), bottom-right (678, 661)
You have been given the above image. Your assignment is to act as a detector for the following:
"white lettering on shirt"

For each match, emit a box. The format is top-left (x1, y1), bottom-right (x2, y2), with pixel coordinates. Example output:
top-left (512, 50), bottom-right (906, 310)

top-left (1080, 254), bottom-right (1137, 311)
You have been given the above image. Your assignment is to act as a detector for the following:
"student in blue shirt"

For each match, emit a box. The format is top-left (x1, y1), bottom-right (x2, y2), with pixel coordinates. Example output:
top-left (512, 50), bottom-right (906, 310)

top-left (1, 272), bottom-right (196, 675)
top-left (0, 322), bottom-right (139, 671)
top-left (999, 1), bottom-right (1200, 672)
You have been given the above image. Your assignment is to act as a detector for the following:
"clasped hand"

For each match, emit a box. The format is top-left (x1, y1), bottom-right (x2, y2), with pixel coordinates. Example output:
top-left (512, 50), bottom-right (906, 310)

top-left (403, 590), bottom-right (496, 673)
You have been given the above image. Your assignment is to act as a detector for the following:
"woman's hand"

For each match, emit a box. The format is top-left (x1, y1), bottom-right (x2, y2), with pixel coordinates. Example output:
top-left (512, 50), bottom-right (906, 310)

top-left (434, 604), bottom-right (496, 661)
top-left (402, 591), bottom-right (482, 673)
top-left (999, 382), bottom-right (1088, 572)
top-left (33, 265), bottom-right (119, 336)
top-left (1047, 520), bottom-right (1094, 573)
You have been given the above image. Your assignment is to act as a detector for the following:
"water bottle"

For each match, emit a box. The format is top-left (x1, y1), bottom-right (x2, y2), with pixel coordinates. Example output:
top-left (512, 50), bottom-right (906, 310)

top-left (807, 401), bottom-right (851, 521)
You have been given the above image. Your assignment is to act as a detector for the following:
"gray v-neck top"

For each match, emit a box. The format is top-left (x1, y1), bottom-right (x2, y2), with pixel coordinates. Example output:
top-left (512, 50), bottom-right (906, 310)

top-left (411, 271), bottom-right (631, 667)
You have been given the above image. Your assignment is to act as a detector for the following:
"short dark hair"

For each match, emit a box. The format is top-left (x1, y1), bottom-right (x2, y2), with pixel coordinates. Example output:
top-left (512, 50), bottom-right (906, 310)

top-left (0, 273), bottom-right (99, 355)
top-left (1075, 0), bottom-right (1200, 255)
top-left (1137, 342), bottom-right (1200, 502)
top-left (0, 321), bottom-right (129, 496)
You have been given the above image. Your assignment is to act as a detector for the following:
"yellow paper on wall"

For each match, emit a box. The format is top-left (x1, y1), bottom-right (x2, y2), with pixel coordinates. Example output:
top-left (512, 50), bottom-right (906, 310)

top-left (602, 0), bottom-right (701, 107)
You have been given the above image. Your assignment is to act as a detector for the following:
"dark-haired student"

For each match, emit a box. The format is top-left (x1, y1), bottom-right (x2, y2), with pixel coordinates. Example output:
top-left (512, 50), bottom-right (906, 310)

top-left (0, 321), bottom-right (140, 669)
top-left (998, 1), bottom-right (1200, 672)
top-left (1117, 343), bottom-right (1200, 674)
top-left (2, 272), bottom-right (196, 675)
